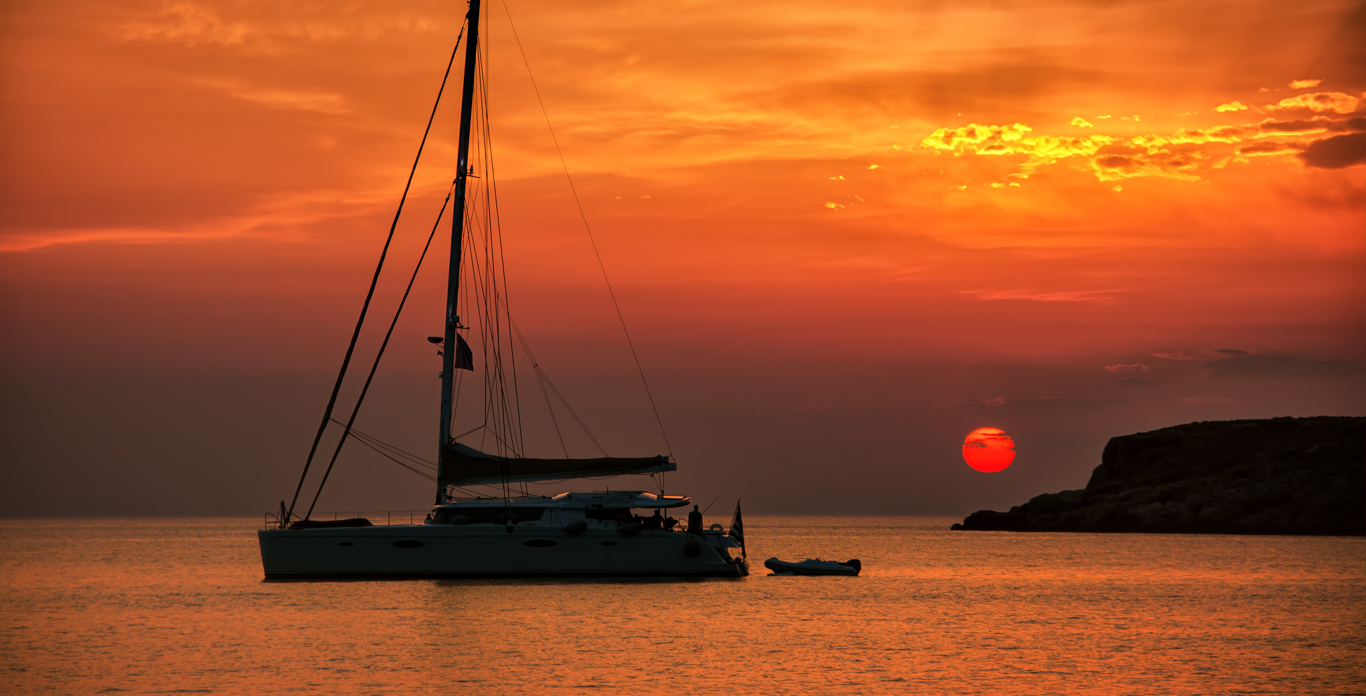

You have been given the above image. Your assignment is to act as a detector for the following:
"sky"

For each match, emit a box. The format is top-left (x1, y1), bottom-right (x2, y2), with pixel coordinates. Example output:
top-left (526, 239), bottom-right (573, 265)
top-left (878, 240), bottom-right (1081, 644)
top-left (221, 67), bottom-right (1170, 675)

top-left (2, 0), bottom-right (1363, 518)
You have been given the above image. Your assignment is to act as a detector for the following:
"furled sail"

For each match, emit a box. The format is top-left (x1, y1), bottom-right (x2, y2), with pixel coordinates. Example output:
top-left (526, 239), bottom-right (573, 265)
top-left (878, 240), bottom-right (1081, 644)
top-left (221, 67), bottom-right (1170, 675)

top-left (439, 441), bottom-right (674, 486)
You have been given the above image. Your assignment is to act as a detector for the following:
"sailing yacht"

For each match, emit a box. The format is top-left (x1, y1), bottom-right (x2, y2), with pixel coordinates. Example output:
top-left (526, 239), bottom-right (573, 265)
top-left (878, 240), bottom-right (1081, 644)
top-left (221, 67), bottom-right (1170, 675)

top-left (257, 0), bottom-right (748, 579)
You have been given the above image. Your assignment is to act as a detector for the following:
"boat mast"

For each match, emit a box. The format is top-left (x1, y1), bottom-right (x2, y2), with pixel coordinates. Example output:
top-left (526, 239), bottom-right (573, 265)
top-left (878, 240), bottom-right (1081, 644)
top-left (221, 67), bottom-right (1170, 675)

top-left (438, 0), bottom-right (482, 505)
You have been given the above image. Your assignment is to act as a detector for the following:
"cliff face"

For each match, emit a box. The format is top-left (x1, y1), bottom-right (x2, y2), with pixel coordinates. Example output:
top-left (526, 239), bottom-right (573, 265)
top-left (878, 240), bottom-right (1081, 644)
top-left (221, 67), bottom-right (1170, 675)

top-left (952, 416), bottom-right (1365, 536)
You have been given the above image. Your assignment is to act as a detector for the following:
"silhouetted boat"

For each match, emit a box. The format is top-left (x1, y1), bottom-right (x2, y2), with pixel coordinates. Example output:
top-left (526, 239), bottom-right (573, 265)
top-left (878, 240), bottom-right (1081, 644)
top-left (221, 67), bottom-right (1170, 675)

top-left (764, 557), bottom-right (861, 576)
top-left (257, 0), bottom-right (747, 580)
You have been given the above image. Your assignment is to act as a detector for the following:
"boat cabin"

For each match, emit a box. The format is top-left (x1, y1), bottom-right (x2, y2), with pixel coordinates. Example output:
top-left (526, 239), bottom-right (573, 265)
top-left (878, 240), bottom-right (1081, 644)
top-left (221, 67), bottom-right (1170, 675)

top-left (424, 490), bottom-right (721, 536)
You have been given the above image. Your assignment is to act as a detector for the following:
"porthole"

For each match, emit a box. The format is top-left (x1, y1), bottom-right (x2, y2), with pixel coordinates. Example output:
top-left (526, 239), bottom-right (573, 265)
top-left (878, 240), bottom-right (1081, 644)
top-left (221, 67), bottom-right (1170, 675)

top-left (600, 541), bottom-right (617, 546)
top-left (392, 540), bottom-right (425, 548)
top-left (524, 540), bottom-right (557, 548)
top-left (338, 542), bottom-right (354, 547)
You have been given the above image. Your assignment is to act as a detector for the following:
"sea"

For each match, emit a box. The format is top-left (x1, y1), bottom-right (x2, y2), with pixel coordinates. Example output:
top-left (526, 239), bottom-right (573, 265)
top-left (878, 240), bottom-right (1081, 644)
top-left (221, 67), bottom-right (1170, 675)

top-left (1, 516), bottom-right (1362, 695)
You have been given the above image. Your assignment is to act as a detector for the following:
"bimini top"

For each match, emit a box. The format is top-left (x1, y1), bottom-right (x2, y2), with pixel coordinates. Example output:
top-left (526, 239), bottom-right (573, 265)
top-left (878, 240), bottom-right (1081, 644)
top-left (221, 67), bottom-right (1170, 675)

top-left (553, 491), bottom-right (691, 509)
top-left (439, 441), bottom-right (676, 487)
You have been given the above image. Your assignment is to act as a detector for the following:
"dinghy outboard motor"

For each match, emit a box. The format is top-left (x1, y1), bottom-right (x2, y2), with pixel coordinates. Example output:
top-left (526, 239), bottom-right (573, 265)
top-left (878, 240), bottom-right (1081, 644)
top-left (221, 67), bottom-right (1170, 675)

top-left (843, 559), bottom-right (862, 573)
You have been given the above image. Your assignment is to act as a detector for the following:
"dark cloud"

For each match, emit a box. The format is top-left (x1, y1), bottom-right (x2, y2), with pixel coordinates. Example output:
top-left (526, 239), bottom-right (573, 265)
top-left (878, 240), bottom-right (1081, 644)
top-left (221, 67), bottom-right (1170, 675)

top-left (1259, 116), bottom-right (1366, 133)
top-left (1302, 0), bottom-right (1366, 88)
top-left (1259, 118), bottom-right (1326, 133)
top-left (1213, 348), bottom-right (1250, 355)
top-left (1240, 141), bottom-right (1299, 156)
top-left (1095, 154), bottom-right (1135, 169)
top-left (1091, 148), bottom-right (1200, 180)
top-left (1299, 132), bottom-right (1366, 169)
top-left (747, 50), bottom-right (1105, 122)
top-left (1208, 355), bottom-right (1366, 379)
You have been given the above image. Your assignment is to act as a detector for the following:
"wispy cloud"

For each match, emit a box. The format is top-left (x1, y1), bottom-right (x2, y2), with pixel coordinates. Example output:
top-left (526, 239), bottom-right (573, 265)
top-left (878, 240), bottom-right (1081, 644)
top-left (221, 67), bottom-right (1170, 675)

top-left (1105, 363), bottom-right (1150, 373)
top-left (115, 2), bottom-right (446, 50)
top-left (958, 397), bottom-right (1122, 413)
top-left (118, 2), bottom-right (251, 47)
top-left (1151, 351), bottom-right (1192, 360)
top-left (0, 187), bottom-right (393, 253)
top-left (0, 227), bottom-right (229, 253)
top-left (961, 288), bottom-right (1121, 304)
top-left (193, 79), bottom-right (350, 114)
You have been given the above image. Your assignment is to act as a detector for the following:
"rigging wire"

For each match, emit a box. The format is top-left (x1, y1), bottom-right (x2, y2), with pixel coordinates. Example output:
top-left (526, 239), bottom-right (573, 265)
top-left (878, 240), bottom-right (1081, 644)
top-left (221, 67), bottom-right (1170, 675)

top-left (346, 429), bottom-right (437, 483)
top-left (304, 179), bottom-right (458, 519)
top-left (477, 41), bottom-right (533, 504)
top-left (287, 23), bottom-right (467, 522)
top-left (530, 358), bottom-right (569, 458)
top-left (499, 0), bottom-right (675, 467)
top-left (334, 418), bottom-right (505, 499)
top-left (457, 202), bottom-right (609, 460)
top-left (455, 211), bottom-right (608, 460)
top-left (456, 85), bottom-right (542, 505)
top-left (507, 317), bottom-right (609, 457)
top-left (479, 36), bottom-right (529, 465)
top-left (451, 215), bottom-right (478, 442)
top-left (463, 193), bottom-right (503, 457)
top-left (457, 177), bottom-right (517, 501)
top-left (331, 419), bottom-right (435, 470)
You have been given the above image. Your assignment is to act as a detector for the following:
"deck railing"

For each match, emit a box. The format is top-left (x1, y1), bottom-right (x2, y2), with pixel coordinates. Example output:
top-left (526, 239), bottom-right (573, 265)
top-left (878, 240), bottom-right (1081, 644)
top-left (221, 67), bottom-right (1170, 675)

top-left (262, 510), bottom-right (431, 530)
top-left (261, 511), bottom-right (733, 533)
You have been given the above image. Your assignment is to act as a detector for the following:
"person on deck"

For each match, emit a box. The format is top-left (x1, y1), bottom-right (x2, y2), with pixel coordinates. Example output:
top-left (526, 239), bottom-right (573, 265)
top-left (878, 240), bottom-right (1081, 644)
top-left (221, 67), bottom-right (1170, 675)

top-left (645, 509), bottom-right (663, 530)
top-left (687, 504), bottom-right (703, 533)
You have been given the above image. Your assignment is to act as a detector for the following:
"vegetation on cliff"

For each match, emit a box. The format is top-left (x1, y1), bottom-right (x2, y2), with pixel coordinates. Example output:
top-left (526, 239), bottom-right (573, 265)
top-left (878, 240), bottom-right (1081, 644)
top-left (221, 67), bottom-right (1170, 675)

top-left (953, 416), bottom-right (1364, 536)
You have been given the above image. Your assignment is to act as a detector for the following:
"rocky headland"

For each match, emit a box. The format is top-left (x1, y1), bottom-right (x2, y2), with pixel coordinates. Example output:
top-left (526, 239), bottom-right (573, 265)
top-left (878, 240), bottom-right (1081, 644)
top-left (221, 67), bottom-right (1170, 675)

top-left (953, 416), bottom-right (1364, 536)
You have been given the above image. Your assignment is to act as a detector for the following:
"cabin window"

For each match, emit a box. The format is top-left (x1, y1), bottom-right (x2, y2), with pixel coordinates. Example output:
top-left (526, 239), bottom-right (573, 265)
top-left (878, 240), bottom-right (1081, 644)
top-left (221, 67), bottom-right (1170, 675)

top-left (433, 507), bottom-right (547, 525)
top-left (584, 508), bottom-right (630, 523)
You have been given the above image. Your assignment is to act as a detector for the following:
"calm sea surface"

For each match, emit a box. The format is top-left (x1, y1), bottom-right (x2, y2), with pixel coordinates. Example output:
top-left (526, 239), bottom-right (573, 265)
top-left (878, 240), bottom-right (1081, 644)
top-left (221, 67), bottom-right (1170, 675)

top-left (1, 516), bottom-right (1362, 695)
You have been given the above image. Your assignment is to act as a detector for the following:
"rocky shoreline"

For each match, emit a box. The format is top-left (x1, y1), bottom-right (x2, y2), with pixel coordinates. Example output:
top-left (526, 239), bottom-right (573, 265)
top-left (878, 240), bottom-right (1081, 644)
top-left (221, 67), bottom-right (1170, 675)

top-left (952, 416), bottom-right (1365, 536)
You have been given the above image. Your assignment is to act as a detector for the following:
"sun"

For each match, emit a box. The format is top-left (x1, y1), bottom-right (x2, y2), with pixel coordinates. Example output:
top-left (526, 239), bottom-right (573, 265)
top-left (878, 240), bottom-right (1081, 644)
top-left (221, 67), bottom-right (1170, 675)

top-left (962, 427), bottom-right (1016, 472)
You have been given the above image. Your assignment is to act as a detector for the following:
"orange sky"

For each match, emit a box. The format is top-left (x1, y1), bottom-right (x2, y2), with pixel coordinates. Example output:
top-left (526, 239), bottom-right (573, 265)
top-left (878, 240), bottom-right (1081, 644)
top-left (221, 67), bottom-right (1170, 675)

top-left (1, 0), bottom-right (1363, 516)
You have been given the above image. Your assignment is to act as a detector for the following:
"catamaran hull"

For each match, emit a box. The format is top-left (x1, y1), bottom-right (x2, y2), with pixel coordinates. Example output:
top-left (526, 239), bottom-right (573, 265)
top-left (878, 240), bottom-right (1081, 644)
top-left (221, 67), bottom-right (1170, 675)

top-left (258, 526), bottom-right (747, 579)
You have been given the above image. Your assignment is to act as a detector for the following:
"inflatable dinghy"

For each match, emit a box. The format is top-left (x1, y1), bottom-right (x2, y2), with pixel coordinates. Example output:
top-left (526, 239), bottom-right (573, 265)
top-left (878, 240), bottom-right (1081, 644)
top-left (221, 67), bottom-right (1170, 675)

top-left (763, 557), bottom-right (861, 576)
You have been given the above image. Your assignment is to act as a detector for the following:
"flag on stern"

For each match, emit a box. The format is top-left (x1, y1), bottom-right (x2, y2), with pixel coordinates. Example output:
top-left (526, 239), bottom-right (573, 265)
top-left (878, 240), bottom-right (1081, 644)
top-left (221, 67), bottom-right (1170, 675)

top-left (728, 501), bottom-right (746, 559)
top-left (455, 335), bottom-right (474, 371)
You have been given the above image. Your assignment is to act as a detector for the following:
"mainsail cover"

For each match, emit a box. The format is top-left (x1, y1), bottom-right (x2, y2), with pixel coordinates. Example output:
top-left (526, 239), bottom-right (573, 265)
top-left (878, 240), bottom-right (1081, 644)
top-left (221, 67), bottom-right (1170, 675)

top-left (439, 441), bottom-right (674, 486)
